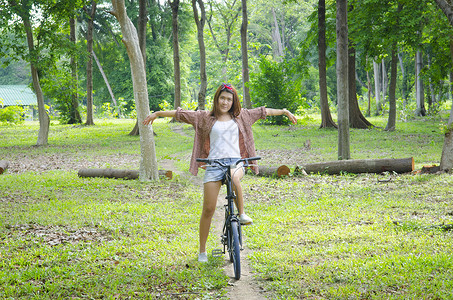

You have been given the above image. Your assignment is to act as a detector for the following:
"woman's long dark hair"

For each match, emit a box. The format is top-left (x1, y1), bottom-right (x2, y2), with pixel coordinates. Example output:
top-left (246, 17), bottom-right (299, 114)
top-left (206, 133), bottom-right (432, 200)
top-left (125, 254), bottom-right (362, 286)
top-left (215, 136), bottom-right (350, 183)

top-left (210, 83), bottom-right (241, 118)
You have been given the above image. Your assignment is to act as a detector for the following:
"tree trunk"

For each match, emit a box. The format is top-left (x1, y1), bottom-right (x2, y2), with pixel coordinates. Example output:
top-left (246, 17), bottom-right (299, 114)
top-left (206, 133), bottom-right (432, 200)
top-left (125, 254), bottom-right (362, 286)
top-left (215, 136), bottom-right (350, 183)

top-left (69, 17), bottom-right (82, 124)
top-left (271, 7), bottom-right (284, 62)
top-left (434, 0), bottom-right (453, 171)
top-left (398, 51), bottom-right (407, 106)
top-left (92, 50), bottom-right (120, 117)
top-left (318, 0), bottom-right (337, 129)
top-left (302, 157), bottom-right (414, 175)
top-left (373, 59), bottom-right (382, 115)
top-left (192, 0), bottom-right (207, 110)
top-left (382, 59), bottom-right (388, 104)
top-left (366, 65), bottom-right (372, 117)
top-left (22, 11), bottom-right (50, 146)
top-left (348, 44), bottom-right (373, 129)
top-left (78, 168), bottom-right (172, 180)
top-left (336, 0), bottom-right (350, 160)
top-left (0, 161), bottom-right (9, 174)
top-left (240, 0), bottom-right (252, 109)
top-left (169, 0), bottom-right (181, 110)
top-left (84, 1), bottom-right (96, 126)
top-left (129, 0), bottom-right (148, 136)
top-left (385, 45), bottom-right (398, 131)
top-left (111, 0), bottom-right (159, 181)
top-left (415, 49), bottom-right (426, 116)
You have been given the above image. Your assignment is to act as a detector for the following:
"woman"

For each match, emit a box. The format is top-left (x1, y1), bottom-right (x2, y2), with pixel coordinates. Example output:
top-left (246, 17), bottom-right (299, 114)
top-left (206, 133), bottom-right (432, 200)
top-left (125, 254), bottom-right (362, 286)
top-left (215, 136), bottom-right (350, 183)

top-left (143, 83), bottom-right (297, 262)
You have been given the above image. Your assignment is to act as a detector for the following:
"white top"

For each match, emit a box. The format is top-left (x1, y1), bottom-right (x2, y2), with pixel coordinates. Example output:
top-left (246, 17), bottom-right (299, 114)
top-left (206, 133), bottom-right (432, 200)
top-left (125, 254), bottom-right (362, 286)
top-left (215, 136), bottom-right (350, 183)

top-left (208, 119), bottom-right (241, 159)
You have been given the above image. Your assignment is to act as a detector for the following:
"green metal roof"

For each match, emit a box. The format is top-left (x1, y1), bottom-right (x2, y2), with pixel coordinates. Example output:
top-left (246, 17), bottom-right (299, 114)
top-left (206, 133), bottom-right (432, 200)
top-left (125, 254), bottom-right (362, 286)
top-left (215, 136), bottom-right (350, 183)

top-left (0, 85), bottom-right (37, 107)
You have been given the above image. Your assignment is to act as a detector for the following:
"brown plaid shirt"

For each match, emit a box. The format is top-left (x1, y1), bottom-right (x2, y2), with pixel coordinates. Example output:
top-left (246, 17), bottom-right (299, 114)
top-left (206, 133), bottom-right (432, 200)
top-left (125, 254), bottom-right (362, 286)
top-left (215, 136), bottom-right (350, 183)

top-left (175, 106), bottom-right (267, 176)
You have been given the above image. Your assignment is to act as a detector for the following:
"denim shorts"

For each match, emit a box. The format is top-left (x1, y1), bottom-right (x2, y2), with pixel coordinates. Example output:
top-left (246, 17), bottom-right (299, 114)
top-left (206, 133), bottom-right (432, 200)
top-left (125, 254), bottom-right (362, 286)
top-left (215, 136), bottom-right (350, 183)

top-left (203, 158), bottom-right (244, 184)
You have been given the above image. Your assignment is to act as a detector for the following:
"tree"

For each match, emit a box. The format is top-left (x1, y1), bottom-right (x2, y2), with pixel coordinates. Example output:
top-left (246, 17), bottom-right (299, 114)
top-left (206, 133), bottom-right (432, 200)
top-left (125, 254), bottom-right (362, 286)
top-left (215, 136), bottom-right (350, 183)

top-left (130, 0), bottom-right (148, 136)
top-left (84, 0), bottom-right (97, 126)
top-left (69, 16), bottom-right (82, 124)
top-left (3, 0), bottom-right (51, 145)
top-left (318, 0), bottom-right (337, 129)
top-left (433, 0), bottom-right (453, 171)
top-left (169, 0), bottom-right (181, 110)
top-left (192, 0), bottom-right (207, 110)
top-left (337, 0), bottom-right (350, 160)
top-left (110, 0), bottom-right (159, 181)
top-left (240, 0), bottom-right (252, 109)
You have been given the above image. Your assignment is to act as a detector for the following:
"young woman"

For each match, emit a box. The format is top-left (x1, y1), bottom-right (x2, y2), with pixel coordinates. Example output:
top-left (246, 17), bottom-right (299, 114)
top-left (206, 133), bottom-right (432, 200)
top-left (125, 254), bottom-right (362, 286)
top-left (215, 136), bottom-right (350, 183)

top-left (143, 83), bottom-right (297, 262)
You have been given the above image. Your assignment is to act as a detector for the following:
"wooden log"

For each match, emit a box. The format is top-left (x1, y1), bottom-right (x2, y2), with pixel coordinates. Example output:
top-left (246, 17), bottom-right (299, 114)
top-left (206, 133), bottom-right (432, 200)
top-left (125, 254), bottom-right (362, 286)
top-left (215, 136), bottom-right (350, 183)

top-left (421, 165), bottom-right (441, 174)
top-left (0, 160), bottom-right (9, 175)
top-left (294, 166), bottom-right (308, 176)
top-left (78, 168), bottom-right (172, 180)
top-left (302, 157), bottom-right (414, 175)
top-left (257, 165), bottom-right (291, 178)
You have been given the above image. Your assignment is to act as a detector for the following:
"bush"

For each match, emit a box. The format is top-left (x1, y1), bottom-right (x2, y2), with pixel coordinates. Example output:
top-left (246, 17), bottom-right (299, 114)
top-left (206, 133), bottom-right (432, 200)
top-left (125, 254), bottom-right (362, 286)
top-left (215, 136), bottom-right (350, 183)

top-left (0, 104), bottom-right (25, 125)
top-left (250, 56), bottom-right (306, 125)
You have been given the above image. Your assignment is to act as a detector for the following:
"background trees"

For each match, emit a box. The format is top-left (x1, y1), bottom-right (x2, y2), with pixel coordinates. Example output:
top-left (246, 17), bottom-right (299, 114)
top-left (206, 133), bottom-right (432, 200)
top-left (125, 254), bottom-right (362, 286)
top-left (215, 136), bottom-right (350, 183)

top-left (1, 0), bottom-right (453, 166)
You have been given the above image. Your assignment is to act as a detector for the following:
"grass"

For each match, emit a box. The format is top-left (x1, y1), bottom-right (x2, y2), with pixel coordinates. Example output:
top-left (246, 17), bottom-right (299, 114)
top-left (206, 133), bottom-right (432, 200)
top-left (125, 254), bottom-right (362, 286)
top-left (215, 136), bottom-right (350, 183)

top-left (0, 114), bottom-right (452, 299)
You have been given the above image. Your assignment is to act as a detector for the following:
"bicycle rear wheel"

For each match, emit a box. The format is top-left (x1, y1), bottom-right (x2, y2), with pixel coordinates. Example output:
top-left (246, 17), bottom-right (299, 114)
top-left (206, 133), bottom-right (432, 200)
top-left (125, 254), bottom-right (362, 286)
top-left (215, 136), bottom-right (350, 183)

top-left (229, 220), bottom-right (241, 280)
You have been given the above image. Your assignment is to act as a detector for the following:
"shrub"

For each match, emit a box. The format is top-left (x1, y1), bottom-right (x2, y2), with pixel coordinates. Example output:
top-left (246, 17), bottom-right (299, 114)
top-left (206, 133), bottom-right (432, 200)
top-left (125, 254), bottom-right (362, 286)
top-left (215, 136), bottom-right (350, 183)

top-left (0, 104), bottom-right (25, 125)
top-left (250, 56), bottom-right (306, 125)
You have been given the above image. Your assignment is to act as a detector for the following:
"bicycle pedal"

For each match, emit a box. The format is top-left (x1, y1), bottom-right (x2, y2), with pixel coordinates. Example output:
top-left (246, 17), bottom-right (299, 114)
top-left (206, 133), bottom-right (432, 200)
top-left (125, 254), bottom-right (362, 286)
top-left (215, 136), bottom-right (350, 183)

top-left (211, 249), bottom-right (223, 257)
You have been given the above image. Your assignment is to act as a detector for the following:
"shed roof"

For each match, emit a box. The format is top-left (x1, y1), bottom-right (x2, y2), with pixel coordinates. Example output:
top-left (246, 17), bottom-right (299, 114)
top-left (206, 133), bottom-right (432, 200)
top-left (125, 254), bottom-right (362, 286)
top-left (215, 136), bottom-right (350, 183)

top-left (0, 85), bottom-right (37, 107)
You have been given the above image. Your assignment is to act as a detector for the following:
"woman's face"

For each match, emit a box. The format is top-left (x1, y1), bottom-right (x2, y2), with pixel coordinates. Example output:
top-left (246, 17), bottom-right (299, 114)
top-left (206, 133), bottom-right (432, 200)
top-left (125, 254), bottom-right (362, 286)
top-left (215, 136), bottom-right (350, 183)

top-left (217, 91), bottom-right (234, 115)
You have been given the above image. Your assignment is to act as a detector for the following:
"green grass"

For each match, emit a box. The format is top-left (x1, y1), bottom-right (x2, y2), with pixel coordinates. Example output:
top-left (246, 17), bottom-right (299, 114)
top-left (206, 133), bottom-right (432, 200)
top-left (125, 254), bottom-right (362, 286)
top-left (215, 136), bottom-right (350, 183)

top-left (0, 115), bottom-right (452, 299)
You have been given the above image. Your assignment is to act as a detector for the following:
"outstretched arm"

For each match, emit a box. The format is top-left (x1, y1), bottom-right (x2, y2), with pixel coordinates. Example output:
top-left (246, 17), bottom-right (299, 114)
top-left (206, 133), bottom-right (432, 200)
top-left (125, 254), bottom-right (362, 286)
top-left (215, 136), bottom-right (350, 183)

top-left (143, 110), bottom-right (176, 125)
top-left (265, 108), bottom-right (297, 124)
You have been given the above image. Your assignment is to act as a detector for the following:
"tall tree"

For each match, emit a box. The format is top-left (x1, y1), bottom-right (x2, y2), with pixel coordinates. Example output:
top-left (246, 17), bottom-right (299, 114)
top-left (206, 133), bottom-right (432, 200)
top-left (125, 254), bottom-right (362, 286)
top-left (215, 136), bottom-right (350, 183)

top-left (348, 43), bottom-right (373, 128)
top-left (192, 0), bottom-right (207, 110)
top-left (433, 0), bottom-right (453, 171)
top-left (415, 49), bottom-right (426, 116)
top-left (169, 0), bottom-right (181, 110)
top-left (130, 0), bottom-right (148, 136)
top-left (111, 0), bottom-right (159, 181)
top-left (69, 16), bottom-right (82, 124)
top-left (5, 0), bottom-right (50, 145)
top-left (318, 0), bottom-right (337, 128)
top-left (84, 0), bottom-right (97, 126)
top-left (240, 0), bottom-right (252, 109)
top-left (336, 0), bottom-right (350, 160)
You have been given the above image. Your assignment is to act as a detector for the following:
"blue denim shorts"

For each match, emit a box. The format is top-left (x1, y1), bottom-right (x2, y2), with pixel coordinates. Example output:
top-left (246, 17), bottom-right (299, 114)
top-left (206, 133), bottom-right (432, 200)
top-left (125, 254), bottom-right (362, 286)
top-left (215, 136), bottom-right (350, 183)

top-left (203, 158), bottom-right (244, 184)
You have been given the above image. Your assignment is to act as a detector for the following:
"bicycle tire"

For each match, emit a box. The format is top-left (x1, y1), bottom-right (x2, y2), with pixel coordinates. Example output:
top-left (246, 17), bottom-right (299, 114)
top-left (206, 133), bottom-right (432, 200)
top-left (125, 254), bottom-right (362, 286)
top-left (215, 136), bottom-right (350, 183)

top-left (230, 220), bottom-right (241, 280)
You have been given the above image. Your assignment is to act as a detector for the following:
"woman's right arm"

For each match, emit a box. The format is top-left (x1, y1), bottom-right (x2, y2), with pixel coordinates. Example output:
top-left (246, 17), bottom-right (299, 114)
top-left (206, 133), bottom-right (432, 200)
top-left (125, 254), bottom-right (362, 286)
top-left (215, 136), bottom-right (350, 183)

top-left (142, 110), bottom-right (176, 125)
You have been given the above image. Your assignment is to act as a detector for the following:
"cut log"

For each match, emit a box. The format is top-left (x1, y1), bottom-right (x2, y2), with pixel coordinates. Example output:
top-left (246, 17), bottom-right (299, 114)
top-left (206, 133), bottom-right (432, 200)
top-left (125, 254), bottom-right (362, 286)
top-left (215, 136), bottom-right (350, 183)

top-left (78, 168), bottom-right (172, 180)
top-left (302, 157), bottom-right (414, 175)
top-left (294, 166), bottom-right (308, 176)
top-left (0, 161), bottom-right (9, 174)
top-left (257, 165), bottom-right (290, 178)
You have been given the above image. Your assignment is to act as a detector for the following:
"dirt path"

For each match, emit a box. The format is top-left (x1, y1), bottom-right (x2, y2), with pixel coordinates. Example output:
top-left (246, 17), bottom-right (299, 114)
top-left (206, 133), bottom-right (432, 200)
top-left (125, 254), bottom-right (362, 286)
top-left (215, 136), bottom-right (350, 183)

top-left (212, 194), bottom-right (267, 299)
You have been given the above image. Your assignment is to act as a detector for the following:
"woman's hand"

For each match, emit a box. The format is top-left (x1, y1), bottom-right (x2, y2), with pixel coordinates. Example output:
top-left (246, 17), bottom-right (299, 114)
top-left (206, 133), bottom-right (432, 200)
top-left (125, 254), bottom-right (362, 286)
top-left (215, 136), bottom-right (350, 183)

top-left (283, 109), bottom-right (297, 124)
top-left (143, 112), bottom-right (158, 125)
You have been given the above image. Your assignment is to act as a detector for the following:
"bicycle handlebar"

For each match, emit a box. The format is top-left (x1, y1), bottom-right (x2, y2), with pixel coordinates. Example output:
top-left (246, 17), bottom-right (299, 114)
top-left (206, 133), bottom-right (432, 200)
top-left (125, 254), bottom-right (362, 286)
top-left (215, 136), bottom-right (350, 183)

top-left (196, 156), bottom-right (261, 167)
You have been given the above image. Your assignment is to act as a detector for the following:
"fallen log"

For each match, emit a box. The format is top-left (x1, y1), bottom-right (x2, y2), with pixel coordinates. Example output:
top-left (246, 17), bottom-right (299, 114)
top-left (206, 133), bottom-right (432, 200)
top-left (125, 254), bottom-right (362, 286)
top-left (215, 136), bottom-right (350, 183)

top-left (257, 165), bottom-right (291, 178)
top-left (78, 168), bottom-right (173, 180)
top-left (302, 157), bottom-right (414, 175)
top-left (0, 160), bottom-right (9, 175)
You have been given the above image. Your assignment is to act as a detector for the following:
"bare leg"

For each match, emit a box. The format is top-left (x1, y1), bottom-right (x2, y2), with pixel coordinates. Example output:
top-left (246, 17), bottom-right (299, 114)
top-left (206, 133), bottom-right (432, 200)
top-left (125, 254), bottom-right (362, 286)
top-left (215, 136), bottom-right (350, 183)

top-left (231, 166), bottom-right (245, 214)
top-left (199, 181), bottom-right (222, 253)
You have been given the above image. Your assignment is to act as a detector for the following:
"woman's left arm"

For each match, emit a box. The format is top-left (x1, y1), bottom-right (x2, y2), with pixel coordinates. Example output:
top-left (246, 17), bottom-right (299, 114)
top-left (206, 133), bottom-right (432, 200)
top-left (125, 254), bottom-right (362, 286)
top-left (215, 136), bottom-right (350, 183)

top-left (265, 108), bottom-right (297, 124)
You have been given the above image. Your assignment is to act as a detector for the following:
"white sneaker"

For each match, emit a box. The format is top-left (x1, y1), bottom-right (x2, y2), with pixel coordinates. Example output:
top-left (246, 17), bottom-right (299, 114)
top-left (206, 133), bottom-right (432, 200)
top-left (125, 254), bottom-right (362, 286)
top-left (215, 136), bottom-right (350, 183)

top-left (239, 214), bottom-right (253, 225)
top-left (198, 252), bottom-right (208, 263)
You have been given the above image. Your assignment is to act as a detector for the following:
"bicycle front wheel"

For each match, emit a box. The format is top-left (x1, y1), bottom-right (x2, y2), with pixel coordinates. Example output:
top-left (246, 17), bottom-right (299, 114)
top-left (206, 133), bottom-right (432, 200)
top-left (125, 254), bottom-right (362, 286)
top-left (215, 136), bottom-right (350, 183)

top-left (229, 220), bottom-right (241, 280)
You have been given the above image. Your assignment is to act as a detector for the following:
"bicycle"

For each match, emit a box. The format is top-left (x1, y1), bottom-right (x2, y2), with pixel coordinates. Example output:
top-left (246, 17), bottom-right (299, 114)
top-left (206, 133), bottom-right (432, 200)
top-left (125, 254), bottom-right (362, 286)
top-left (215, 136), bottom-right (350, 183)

top-left (196, 156), bottom-right (261, 280)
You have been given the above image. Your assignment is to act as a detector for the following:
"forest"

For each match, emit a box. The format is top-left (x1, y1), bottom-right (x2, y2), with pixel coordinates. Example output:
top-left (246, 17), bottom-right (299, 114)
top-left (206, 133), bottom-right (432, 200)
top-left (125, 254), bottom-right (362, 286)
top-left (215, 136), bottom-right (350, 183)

top-left (1, 0), bottom-right (452, 128)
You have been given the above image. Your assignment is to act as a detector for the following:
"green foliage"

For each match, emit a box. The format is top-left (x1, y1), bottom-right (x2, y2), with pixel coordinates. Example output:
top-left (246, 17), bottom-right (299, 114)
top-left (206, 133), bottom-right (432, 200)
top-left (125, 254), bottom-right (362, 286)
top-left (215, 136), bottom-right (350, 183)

top-left (0, 103), bottom-right (25, 125)
top-left (250, 56), bottom-right (307, 125)
top-left (40, 66), bottom-right (81, 124)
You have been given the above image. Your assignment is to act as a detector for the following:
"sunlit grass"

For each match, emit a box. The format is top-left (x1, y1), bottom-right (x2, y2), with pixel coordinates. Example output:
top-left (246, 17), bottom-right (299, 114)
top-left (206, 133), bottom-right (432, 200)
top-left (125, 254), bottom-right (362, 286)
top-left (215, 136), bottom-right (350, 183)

top-left (0, 114), bottom-right (452, 299)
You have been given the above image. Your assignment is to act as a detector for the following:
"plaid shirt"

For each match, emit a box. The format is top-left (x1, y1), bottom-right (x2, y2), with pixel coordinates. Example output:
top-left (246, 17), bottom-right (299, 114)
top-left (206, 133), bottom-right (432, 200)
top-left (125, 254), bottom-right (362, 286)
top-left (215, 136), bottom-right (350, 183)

top-left (175, 106), bottom-right (267, 176)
